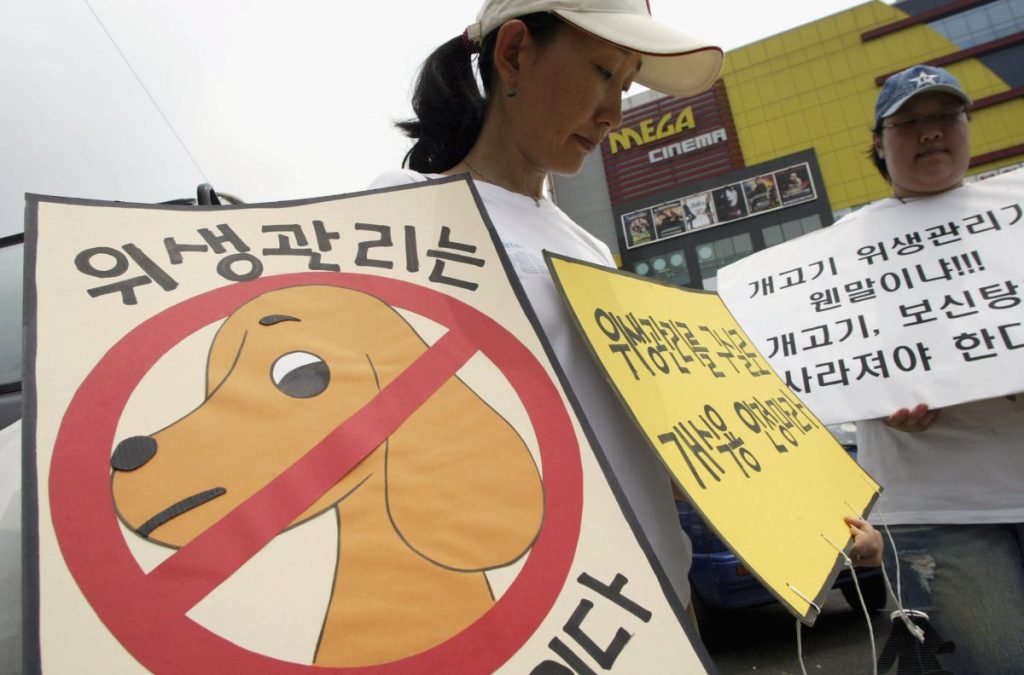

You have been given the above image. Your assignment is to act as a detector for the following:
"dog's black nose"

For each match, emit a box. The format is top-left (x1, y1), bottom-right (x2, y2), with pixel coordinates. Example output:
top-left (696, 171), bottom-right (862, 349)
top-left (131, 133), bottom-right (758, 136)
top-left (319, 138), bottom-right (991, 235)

top-left (111, 436), bottom-right (157, 471)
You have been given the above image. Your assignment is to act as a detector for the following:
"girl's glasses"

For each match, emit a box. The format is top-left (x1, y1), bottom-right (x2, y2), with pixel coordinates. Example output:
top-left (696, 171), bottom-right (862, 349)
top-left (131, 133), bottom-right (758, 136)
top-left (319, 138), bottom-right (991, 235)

top-left (882, 108), bottom-right (968, 133)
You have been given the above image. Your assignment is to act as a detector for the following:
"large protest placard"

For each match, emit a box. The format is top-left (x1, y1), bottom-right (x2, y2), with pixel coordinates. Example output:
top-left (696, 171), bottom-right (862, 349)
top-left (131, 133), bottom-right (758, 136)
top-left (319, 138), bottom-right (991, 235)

top-left (717, 169), bottom-right (1024, 425)
top-left (23, 176), bottom-right (715, 674)
top-left (547, 253), bottom-right (880, 624)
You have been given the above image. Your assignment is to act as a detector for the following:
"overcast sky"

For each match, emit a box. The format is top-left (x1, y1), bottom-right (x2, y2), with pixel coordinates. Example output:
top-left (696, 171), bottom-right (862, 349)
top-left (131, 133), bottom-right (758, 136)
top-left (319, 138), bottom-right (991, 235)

top-left (0, 0), bottom-right (887, 237)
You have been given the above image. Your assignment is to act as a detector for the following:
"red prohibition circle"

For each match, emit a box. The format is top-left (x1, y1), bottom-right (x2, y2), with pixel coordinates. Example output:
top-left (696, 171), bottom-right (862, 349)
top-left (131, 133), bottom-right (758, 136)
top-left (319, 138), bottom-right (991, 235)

top-left (49, 272), bottom-right (584, 674)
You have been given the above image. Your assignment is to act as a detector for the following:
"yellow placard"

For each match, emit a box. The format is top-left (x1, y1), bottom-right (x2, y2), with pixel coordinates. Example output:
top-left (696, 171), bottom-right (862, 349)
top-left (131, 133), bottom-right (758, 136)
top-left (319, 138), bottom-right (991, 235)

top-left (547, 253), bottom-right (881, 622)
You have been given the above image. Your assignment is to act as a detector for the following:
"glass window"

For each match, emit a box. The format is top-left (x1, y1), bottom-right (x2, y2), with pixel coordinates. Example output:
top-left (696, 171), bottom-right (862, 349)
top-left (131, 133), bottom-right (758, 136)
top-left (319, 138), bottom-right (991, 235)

top-left (943, 15), bottom-right (968, 42)
top-left (781, 220), bottom-right (804, 240)
top-left (763, 225), bottom-right (784, 247)
top-left (0, 240), bottom-right (23, 388)
top-left (966, 11), bottom-right (988, 33)
top-left (799, 215), bottom-right (823, 234)
top-left (762, 214), bottom-right (823, 249)
top-left (0, 237), bottom-right (23, 429)
top-left (929, 0), bottom-right (1024, 49)
top-left (630, 249), bottom-right (691, 286)
top-left (697, 232), bottom-right (754, 289)
top-left (989, 2), bottom-right (1013, 25)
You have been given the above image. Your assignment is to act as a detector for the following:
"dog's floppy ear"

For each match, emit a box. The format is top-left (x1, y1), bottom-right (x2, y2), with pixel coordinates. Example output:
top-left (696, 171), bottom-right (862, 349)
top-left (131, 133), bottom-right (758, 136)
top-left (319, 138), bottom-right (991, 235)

top-left (204, 296), bottom-right (297, 397)
top-left (385, 371), bottom-right (544, 572)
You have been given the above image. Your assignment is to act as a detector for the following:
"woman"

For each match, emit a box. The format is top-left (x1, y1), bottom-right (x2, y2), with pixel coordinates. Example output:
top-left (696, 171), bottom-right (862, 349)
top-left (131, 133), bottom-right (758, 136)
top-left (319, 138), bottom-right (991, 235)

top-left (848, 64), bottom-right (1024, 673)
top-left (372, 0), bottom-right (881, 629)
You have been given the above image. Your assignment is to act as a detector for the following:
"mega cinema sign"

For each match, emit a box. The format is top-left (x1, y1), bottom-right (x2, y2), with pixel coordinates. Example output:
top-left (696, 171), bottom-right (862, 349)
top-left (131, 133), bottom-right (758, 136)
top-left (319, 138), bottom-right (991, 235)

top-left (607, 106), bottom-right (728, 165)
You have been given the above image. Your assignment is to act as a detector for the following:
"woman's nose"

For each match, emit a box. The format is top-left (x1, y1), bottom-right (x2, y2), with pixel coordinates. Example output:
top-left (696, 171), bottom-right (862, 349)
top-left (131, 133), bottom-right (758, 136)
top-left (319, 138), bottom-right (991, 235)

top-left (597, 95), bottom-right (623, 132)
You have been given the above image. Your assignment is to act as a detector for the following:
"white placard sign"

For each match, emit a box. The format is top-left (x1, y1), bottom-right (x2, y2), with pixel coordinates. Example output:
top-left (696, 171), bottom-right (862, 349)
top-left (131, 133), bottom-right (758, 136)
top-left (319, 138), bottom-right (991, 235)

top-left (24, 178), bottom-right (714, 673)
top-left (717, 169), bottom-right (1024, 425)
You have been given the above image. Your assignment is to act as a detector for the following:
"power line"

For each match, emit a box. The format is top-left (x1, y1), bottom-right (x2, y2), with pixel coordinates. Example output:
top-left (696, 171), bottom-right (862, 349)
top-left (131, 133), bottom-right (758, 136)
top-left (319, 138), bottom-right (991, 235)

top-left (81, 0), bottom-right (210, 183)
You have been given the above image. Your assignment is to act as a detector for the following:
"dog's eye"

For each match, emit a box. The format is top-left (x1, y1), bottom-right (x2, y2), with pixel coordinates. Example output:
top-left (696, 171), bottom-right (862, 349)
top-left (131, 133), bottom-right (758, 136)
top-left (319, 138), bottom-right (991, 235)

top-left (272, 351), bottom-right (330, 398)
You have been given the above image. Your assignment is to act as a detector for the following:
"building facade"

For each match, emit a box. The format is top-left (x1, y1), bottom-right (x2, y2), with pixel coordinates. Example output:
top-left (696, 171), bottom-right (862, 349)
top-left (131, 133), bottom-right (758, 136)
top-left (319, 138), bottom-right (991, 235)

top-left (552, 0), bottom-right (1024, 290)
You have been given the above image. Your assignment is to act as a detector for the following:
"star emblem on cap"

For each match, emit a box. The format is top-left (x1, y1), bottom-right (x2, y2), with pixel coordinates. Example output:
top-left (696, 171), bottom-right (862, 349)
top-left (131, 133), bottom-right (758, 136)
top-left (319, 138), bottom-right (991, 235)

top-left (909, 71), bottom-right (938, 88)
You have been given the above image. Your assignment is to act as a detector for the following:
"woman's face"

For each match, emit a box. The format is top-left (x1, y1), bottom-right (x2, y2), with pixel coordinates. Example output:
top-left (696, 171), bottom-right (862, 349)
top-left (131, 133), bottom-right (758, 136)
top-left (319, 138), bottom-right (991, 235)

top-left (873, 91), bottom-right (970, 198)
top-left (509, 25), bottom-right (641, 176)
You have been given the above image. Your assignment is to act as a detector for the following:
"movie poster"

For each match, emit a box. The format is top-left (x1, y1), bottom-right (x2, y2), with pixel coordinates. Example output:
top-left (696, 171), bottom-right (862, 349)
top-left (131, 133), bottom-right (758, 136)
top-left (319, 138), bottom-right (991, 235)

top-left (683, 192), bottom-right (716, 231)
top-left (623, 208), bottom-right (656, 248)
top-left (774, 164), bottom-right (815, 205)
top-left (711, 184), bottom-right (749, 223)
top-left (743, 176), bottom-right (781, 213)
top-left (653, 200), bottom-right (686, 239)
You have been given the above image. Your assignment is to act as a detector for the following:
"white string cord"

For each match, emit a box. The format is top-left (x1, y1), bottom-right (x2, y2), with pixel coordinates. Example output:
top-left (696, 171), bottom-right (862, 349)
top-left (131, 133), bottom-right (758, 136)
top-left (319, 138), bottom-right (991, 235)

top-left (785, 583), bottom-right (819, 675)
top-left (785, 583), bottom-right (822, 616)
top-left (872, 506), bottom-right (902, 606)
top-left (796, 618), bottom-right (809, 675)
top-left (874, 506), bottom-right (926, 642)
top-left (823, 534), bottom-right (879, 675)
top-left (81, 0), bottom-right (210, 183)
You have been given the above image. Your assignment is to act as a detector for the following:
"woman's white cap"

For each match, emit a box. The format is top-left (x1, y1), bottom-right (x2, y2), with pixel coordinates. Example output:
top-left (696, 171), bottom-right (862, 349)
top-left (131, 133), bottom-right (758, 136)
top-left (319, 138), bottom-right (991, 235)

top-left (465, 0), bottom-right (724, 98)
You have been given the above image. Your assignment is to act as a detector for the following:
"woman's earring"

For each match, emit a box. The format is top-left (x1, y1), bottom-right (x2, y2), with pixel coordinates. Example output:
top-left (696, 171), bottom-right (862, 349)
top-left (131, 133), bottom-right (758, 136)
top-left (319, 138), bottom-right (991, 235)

top-left (506, 86), bottom-right (517, 98)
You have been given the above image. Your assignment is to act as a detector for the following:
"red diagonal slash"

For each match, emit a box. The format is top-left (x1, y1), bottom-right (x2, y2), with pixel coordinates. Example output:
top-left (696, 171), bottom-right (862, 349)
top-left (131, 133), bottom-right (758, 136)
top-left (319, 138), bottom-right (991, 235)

top-left (143, 326), bottom-right (477, 614)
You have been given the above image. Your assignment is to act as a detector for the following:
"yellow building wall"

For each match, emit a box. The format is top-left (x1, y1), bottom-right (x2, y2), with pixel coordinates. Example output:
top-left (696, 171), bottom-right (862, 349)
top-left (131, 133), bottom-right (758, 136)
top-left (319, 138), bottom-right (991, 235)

top-left (721, 0), bottom-right (1024, 211)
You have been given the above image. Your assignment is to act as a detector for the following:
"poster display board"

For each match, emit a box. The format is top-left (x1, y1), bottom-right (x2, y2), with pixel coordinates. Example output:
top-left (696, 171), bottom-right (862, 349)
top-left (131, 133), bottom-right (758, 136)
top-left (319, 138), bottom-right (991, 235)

top-left (717, 169), bottom-right (1024, 424)
top-left (622, 162), bottom-right (817, 249)
top-left (23, 176), bottom-right (713, 673)
top-left (548, 253), bottom-right (880, 623)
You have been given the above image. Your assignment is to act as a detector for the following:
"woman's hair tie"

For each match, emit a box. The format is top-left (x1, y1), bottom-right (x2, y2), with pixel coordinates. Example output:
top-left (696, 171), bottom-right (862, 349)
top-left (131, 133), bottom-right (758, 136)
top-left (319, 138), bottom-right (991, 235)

top-left (461, 29), bottom-right (479, 55)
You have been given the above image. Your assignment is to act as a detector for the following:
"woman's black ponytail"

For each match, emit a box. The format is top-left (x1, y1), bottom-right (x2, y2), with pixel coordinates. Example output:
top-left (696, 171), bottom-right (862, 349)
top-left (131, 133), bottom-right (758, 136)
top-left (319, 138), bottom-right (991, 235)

top-left (397, 13), bottom-right (562, 173)
top-left (397, 35), bottom-right (485, 173)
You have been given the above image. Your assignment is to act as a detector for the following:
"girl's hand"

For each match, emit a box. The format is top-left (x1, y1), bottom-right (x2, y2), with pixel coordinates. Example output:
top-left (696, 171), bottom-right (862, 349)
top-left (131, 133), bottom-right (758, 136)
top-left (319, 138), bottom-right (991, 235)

top-left (845, 516), bottom-right (883, 568)
top-left (883, 403), bottom-right (940, 432)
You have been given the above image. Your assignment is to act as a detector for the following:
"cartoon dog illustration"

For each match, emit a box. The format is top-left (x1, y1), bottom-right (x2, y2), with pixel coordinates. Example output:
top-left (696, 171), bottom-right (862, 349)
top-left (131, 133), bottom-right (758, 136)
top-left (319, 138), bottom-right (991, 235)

top-left (109, 285), bottom-right (545, 666)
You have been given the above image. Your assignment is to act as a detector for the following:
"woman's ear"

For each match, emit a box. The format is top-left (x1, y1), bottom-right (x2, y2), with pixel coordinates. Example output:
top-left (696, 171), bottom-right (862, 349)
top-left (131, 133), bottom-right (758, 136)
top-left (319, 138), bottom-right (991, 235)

top-left (493, 20), bottom-right (531, 92)
top-left (872, 133), bottom-right (884, 160)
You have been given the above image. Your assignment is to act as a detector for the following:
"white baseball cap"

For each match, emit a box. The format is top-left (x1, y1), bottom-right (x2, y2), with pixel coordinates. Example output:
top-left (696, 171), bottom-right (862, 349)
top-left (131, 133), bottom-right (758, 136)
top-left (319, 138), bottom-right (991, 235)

top-left (465, 0), bottom-right (724, 98)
